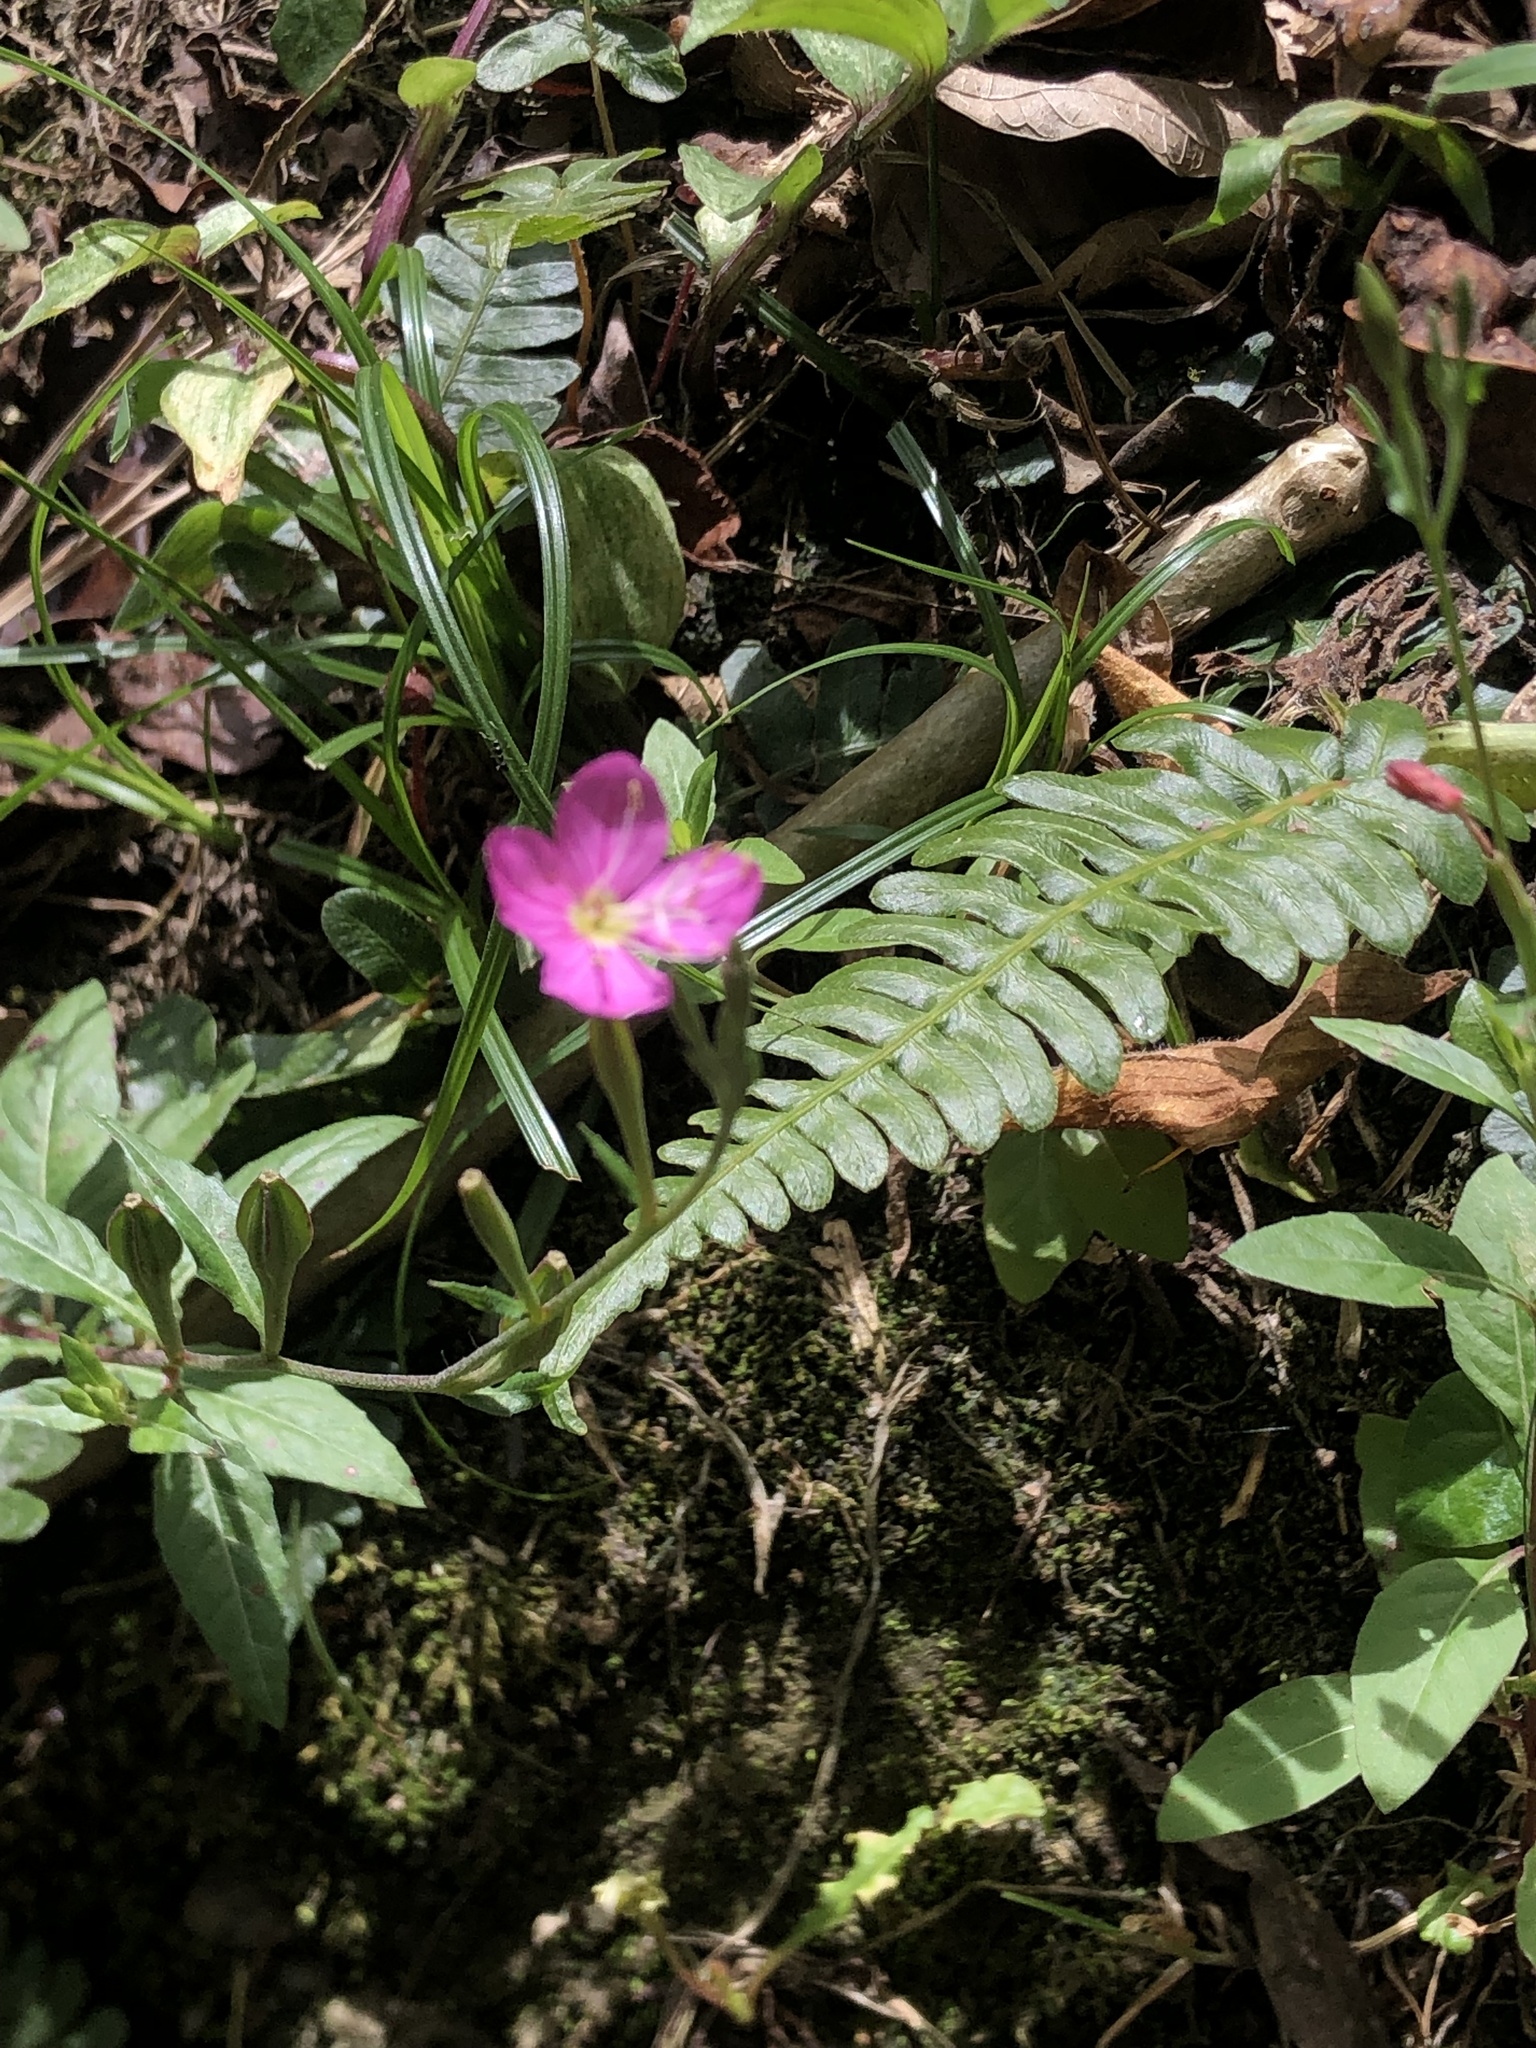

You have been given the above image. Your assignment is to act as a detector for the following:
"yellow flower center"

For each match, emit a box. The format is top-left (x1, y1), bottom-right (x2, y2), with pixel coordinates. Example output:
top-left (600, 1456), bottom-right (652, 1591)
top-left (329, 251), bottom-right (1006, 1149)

top-left (568, 887), bottom-right (639, 946)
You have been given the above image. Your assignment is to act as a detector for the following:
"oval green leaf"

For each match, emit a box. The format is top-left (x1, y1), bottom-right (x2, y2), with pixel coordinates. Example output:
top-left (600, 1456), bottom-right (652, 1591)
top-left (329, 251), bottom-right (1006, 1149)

top-left (1351, 1555), bottom-right (1525, 1812)
top-left (1158, 1674), bottom-right (1358, 1841)
top-left (1395, 1374), bottom-right (1523, 1552)
top-left (1223, 1212), bottom-right (1488, 1308)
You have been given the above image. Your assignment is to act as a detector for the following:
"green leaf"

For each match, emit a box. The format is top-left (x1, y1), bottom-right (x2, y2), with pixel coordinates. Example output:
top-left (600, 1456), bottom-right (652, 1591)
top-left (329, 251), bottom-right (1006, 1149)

top-left (194, 197), bottom-right (321, 261)
top-left (936, 1771), bottom-right (1044, 1830)
top-left (643, 721), bottom-right (712, 836)
top-left (1223, 1213), bottom-right (1488, 1308)
top-left (398, 55), bottom-right (477, 107)
top-left (944, 0), bottom-right (1059, 57)
top-left (0, 220), bottom-right (201, 345)
top-left (101, 1121), bottom-right (262, 1331)
top-left (1449, 979), bottom-right (1523, 1093)
top-left (793, 29), bottom-right (908, 103)
top-left (1316, 1019), bottom-right (1524, 1119)
top-left (441, 920), bottom-right (577, 1180)
top-left (788, 1804), bottom-right (936, 1946)
top-left (321, 887), bottom-right (443, 1000)
top-left (1158, 1675), bottom-right (1358, 1841)
top-left (0, 191), bottom-right (28, 253)
top-left (0, 1379), bottom-right (107, 1435)
top-left (405, 230), bottom-right (582, 445)
top-left (232, 998), bottom-right (411, 1098)
top-left (454, 152), bottom-right (666, 256)
top-left (0, 1181), bottom-right (146, 1324)
top-left (733, 836), bottom-right (801, 884)
top-left (128, 1396), bottom-right (220, 1457)
top-left (599, 15), bottom-right (689, 101)
top-left (0, 1412), bottom-right (85, 1490)
top-left (182, 1374), bottom-right (423, 1506)
top-left (1416, 1864), bottom-right (1495, 1954)
top-left (158, 345), bottom-right (294, 503)
top-left (270, 0), bottom-right (365, 94)
top-left (984, 1129), bottom-right (1090, 1305)
top-left (554, 444), bottom-right (686, 679)
top-left (0, 982), bottom-right (117, 1208)
top-left (153, 1447), bottom-right (290, 1726)
top-left (118, 994), bottom-right (255, 1163)
top-left (1184, 136), bottom-right (1285, 234)
top-left (681, 0), bottom-right (950, 74)
top-left (1431, 40), bottom-right (1536, 101)
top-left (114, 497), bottom-right (288, 634)
top-left (1442, 1157), bottom-right (1536, 1434)
top-left (1351, 1555), bottom-right (1525, 1812)
top-left (0, 1489), bottom-right (48, 1541)
top-left (1062, 1127), bottom-right (1188, 1264)
top-left (1357, 1414), bottom-right (1407, 1573)
top-left (477, 11), bottom-right (593, 90)
top-left (1395, 1374), bottom-right (1523, 1552)
top-left (1518, 1843), bottom-right (1536, 1968)
top-left (225, 1115), bottom-right (418, 1210)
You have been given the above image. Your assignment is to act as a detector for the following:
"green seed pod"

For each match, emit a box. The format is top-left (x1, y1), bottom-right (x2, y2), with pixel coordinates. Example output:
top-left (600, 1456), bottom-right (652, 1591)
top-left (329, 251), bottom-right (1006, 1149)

top-left (106, 1193), bottom-right (186, 1364)
top-left (236, 1171), bottom-right (313, 1359)
top-left (458, 1169), bottom-right (543, 1325)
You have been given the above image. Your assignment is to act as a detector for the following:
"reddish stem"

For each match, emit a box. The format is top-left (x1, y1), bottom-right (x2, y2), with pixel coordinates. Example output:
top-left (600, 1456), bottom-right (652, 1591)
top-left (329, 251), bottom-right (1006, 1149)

top-left (649, 262), bottom-right (696, 400)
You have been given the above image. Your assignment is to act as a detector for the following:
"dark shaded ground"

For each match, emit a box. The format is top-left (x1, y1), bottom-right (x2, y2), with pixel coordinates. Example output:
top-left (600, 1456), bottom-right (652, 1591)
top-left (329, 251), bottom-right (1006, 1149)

top-left (0, 1081), bottom-right (1517, 2046)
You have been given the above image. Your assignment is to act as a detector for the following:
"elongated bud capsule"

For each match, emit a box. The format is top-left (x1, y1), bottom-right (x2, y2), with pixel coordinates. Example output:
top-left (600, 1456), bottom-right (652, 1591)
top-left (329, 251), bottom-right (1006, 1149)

top-left (458, 1169), bottom-right (545, 1325)
top-left (236, 1171), bottom-right (313, 1360)
top-left (106, 1193), bottom-right (186, 1365)
top-left (57, 1331), bottom-right (137, 1426)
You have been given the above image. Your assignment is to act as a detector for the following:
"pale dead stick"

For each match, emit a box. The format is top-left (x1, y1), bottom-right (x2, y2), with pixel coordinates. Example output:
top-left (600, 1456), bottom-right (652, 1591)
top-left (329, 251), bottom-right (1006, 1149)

top-left (646, 1364), bottom-right (785, 1596)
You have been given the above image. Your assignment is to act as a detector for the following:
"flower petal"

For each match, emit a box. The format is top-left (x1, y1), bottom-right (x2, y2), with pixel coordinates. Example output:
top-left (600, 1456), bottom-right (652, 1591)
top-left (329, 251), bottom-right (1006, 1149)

top-left (552, 753), bottom-right (670, 897)
top-left (485, 825), bottom-right (577, 949)
top-left (627, 845), bottom-right (763, 961)
top-left (538, 937), bottom-right (674, 1019)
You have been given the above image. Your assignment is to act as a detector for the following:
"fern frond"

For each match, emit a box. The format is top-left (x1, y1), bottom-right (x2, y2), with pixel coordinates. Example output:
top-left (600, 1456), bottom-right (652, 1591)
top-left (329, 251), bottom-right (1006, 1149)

top-left (520, 701), bottom-right (1506, 1412)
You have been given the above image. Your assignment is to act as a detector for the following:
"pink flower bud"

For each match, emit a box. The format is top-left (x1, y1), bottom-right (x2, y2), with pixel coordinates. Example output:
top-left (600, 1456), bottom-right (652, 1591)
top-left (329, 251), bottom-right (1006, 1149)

top-left (1384, 759), bottom-right (1467, 814)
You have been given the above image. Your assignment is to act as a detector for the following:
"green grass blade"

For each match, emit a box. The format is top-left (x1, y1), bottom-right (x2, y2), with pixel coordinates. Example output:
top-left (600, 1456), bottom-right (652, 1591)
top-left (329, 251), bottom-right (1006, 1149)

top-left (443, 918), bottom-right (578, 1178)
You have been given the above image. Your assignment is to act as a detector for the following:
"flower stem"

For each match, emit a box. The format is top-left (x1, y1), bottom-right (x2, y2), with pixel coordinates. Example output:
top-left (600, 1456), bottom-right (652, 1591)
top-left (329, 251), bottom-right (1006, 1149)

top-left (588, 1017), bottom-right (658, 1229)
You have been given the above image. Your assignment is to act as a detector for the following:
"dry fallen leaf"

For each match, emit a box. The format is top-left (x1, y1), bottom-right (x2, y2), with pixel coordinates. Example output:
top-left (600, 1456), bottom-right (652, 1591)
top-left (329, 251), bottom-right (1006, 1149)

top-left (111, 646), bottom-right (283, 775)
top-left (1051, 954), bottom-right (1464, 1149)
top-left (936, 68), bottom-right (1286, 180)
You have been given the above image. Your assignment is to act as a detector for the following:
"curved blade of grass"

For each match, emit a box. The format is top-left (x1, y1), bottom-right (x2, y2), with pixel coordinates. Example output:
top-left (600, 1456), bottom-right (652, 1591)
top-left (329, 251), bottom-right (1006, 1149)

top-left (393, 244), bottom-right (444, 413)
top-left (354, 363), bottom-right (550, 824)
top-left (479, 404), bottom-right (573, 795)
top-left (443, 916), bottom-right (577, 1177)
top-left (340, 920), bottom-right (555, 1253)
top-left (271, 840), bottom-right (445, 919)
top-left (698, 639), bottom-right (1009, 737)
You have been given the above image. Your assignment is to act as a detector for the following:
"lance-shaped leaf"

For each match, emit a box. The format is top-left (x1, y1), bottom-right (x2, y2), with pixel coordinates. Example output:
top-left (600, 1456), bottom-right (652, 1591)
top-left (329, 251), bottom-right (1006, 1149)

top-left (154, 1446), bottom-right (290, 1726)
top-left (0, 220), bottom-right (200, 344)
top-left (100, 1121), bottom-right (262, 1331)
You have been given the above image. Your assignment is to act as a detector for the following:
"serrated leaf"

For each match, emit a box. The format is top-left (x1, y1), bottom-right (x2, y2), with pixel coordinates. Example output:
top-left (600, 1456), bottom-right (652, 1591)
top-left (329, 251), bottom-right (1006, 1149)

top-left (1158, 1675), bottom-right (1358, 1841)
top-left (1351, 1556), bottom-right (1525, 1812)
top-left (0, 1181), bottom-right (146, 1323)
top-left (182, 1374), bottom-right (422, 1505)
top-left (321, 888), bottom-right (443, 999)
top-left (788, 1804), bottom-right (936, 1946)
top-left (153, 1447), bottom-right (290, 1725)
top-left (407, 232), bottom-right (581, 443)
top-left (0, 981), bottom-right (117, 1207)
top-left (454, 151), bottom-right (666, 256)
top-left (1224, 1213), bottom-right (1488, 1308)
top-left (102, 1121), bottom-right (261, 1331)
top-left (936, 1772), bottom-right (1044, 1830)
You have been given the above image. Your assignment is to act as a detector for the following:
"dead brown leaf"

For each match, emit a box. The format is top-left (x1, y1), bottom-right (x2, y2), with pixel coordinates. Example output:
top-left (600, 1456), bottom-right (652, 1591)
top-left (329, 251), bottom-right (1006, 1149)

top-left (1056, 544), bottom-right (1172, 676)
top-left (111, 647), bottom-right (282, 776)
top-left (1051, 954), bottom-right (1464, 1149)
top-left (624, 428), bottom-right (743, 571)
top-left (937, 68), bottom-right (1286, 180)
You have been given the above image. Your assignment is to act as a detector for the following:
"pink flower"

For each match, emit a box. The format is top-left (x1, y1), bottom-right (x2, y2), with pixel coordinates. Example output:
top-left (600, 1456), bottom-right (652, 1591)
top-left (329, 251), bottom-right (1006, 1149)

top-left (486, 753), bottom-right (763, 1019)
top-left (1384, 758), bottom-right (1467, 814)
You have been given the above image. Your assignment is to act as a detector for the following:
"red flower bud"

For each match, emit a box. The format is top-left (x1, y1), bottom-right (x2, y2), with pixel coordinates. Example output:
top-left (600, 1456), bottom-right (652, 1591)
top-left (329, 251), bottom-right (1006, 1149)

top-left (1384, 759), bottom-right (1467, 814)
